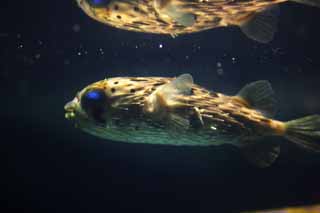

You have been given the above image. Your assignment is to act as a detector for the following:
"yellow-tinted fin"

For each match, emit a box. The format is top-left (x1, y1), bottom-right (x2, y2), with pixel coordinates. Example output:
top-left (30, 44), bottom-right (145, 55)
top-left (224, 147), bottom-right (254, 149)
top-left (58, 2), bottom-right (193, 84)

top-left (161, 3), bottom-right (196, 27)
top-left (144, 74), bottom-right (194, 130)
top-left (240, 6), bottom-right (279, 43)
top-left (144, 73), bottom-right (193, 114)
top-left (241, 140), bottom-right (280, 168)
top-left (290, 0), bottom-right (320, 7)
top-left (160, 73), bottom-right (194, 101)
top-left (237, 80), bottom-right (277, 117)
top-left (284, 115), bottom-right (320, 151)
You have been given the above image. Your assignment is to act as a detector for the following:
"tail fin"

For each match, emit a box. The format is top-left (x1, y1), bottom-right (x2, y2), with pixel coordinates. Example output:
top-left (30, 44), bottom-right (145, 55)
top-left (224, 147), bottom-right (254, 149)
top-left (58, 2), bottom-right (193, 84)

top-left (284, 115), bottom-right (320, 151)
top-left (290, 0), bottom-right (320, 7)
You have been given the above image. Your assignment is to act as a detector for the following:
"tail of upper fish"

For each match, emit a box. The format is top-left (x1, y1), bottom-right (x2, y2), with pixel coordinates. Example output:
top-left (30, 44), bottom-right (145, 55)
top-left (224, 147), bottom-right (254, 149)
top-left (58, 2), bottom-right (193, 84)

top-left (290, 0), bottom-right (320, 7)
top-left (284, 115), bottom-right (320, 151)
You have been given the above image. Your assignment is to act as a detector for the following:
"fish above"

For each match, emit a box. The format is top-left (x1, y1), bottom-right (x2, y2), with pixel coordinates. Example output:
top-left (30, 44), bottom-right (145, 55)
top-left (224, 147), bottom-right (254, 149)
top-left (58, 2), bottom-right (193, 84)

top-left (76, 0), bottom-right (320, 43)
top-left (64, 74), bottom-right (320, 167)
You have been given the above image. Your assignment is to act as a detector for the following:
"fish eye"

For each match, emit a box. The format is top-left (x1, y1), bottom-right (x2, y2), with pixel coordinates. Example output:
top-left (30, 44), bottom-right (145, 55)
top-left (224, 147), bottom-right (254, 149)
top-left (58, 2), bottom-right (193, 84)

top-left (81, 89), bottom-right (108, 123)
top-left (87, 0), bottom-right (110, 8)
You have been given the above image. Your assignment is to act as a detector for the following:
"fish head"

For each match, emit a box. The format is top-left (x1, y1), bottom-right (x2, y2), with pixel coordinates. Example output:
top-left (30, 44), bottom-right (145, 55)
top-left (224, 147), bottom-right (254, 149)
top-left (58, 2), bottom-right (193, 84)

top-left (75, 0), bottom-right (148, 30)
top-left (64, 79), bottom-right (114, 131)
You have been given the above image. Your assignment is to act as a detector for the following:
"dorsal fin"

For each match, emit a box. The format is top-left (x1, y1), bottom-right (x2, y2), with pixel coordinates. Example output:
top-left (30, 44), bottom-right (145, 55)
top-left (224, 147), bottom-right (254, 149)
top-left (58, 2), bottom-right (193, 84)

top-left (237, 80), bottom-right (277, 117)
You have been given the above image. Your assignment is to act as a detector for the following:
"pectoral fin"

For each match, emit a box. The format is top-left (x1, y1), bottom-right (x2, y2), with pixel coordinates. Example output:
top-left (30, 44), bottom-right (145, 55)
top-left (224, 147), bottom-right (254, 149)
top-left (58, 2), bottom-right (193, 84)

top-left (158, 73), bottom-right (194, 108)
top-left (155, 0), bottom-right (196, 27)
top-left (239, 6), bottom-right (279, 43)
top-left (144, 73), bottom-right (194, 114)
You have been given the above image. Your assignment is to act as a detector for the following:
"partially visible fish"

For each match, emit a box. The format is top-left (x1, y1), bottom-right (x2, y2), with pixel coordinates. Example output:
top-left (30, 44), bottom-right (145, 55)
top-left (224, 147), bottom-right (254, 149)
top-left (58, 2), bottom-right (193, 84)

top-left (64, 73), bottom-right (320, 167)
top-left (76, 0), bottom-right (320, 43)
top-left (243, 204), bottom-right (320, 213)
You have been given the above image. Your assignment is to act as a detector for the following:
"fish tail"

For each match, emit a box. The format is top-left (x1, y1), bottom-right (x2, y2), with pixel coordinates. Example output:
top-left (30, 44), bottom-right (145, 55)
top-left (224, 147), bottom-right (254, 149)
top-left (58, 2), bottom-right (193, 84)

top-left (284, 115), bottom-right (320, 151)
top-left (290, 0), bottom-right (320, 7)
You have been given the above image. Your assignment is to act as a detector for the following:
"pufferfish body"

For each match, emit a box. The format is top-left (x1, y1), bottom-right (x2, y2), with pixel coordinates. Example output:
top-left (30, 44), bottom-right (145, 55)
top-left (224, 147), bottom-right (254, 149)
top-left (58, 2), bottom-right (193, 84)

top-left (76, 0), bottom-right (320, 43)
top-left (64, 74), bottom-right (320, 167)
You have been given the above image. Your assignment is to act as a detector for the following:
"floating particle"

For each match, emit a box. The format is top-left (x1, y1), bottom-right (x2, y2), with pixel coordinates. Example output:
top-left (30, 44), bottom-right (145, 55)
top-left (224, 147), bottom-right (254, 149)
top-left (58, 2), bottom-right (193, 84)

top-left (35, 54), bottom-right (41, 59)
top-left (217, 68), bottom-right (224, 76)
top-left (72, 24), bottom-right (81, 32)
top-left (64, 59), bottom-right (71, 65)
top-left (159, 44), bottom-right (163, 48)
top-left (217, 62), bottom-right (222, 67)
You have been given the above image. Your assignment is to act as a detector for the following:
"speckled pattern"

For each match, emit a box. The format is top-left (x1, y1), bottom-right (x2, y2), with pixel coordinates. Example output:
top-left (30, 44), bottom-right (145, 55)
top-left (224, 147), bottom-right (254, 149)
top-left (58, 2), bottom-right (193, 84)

top-left (66, 76), bottom-right (283, 146)
top-left (76, 0), bottom-right (286, 35)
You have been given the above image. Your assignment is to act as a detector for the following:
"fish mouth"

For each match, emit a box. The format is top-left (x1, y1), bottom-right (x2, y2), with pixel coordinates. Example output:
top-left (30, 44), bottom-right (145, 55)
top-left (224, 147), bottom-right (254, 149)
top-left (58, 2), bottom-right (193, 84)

top-left (64, 98), bottom-right (79, 120)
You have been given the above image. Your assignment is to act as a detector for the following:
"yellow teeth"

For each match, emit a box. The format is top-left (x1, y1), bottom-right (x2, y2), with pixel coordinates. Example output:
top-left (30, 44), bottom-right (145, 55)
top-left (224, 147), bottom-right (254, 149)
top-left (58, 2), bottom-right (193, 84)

top-left (65, 112), bottom-right (75, 120)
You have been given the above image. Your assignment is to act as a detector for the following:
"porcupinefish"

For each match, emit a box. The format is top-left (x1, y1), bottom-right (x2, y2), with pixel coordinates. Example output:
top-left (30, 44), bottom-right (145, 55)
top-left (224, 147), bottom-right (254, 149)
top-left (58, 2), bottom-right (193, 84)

top-left (76, 0), bottom-right (320, 43)
top-left (64, 74), bottom-right (320, 167)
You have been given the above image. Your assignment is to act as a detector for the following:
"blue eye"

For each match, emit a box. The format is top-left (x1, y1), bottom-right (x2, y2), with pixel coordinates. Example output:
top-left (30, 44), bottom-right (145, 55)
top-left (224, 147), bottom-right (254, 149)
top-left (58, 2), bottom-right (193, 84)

top-left (85, 90), bottom-right (102, 100)
top-left (81, 89), bottom-right (108, 123)
top-left (87, 0), bottom-right (109, 7)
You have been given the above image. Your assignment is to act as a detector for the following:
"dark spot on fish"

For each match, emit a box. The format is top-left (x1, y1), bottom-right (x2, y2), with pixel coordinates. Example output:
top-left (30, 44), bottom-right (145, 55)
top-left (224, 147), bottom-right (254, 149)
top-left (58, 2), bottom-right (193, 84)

top-left (133, 21), bottom-right (150, 26)
top-left (151, 87), bottom-right (156, 91)
top-left (213, 17), bottom-right (222, 24)
top-left (114, 81), bottom-right (119, 85)
top-left (114, 5), bottom-right (119, 10)
top-left (209, 92), bottom-right (218, 97)
top-left (260, 118), bottom-right (271, 123)
top-left (111, 88), bottom-right (116, 93)
top-left (130, 89), bottom-right (136, 93)
top-left (130, 78), bottom-right (148, 82)
top-left (153, 82), bottom-right (165, 86)
top-left (156, 18), bottom-right (168, 26)
top-left (133, 6), bottom-right (139, 12)
top-left (117, 15), bottom-right (122, 19)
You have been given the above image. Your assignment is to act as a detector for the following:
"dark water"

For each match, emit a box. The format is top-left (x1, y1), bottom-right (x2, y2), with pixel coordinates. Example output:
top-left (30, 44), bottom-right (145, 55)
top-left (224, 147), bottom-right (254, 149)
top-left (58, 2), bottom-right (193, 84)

top-left (2, 1), bottom-right (320, 212)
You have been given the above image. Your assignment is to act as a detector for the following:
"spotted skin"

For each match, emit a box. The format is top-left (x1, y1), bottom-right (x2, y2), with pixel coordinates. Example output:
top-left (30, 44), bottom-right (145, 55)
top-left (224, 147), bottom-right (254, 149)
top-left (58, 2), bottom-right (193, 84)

top-left (76, 0), bottom-right (287, 36)
top-left (64, 76), bottom-right (285, 146)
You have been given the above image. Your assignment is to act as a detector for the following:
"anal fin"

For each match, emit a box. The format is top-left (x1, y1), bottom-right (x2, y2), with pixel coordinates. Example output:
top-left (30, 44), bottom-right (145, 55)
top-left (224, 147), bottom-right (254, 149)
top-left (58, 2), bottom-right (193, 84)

top-left (240, 6), bottom-right (280, 43)
top-left (241, 139), bottom-right (280, 168)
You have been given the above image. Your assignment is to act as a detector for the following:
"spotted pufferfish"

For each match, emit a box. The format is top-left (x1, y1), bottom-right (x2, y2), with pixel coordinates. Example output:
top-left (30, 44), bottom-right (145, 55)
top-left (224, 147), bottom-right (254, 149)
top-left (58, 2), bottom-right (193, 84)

top-left (64, 74), bottom-right (320, 167)
top-left (75, 0), bottom-right (320, 43)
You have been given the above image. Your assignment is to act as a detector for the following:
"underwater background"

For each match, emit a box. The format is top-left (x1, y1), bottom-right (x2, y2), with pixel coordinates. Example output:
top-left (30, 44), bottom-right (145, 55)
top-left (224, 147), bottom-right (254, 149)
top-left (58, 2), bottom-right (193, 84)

top-left (1, 0), bottom-right (320, 212)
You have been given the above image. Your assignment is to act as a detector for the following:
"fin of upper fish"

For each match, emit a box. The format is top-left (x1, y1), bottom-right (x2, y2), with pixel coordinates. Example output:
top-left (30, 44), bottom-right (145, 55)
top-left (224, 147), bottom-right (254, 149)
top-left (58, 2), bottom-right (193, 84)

top-left (154, 0), bottom-right (196, 27)
top-left (238, 6), bottom-right (280, 43)
top-left (241, 139), bottom-right (280, 168)
top-left (236, 80), bottom-right (277, 118)
top-left (290, 0), bottom-right (320, 7)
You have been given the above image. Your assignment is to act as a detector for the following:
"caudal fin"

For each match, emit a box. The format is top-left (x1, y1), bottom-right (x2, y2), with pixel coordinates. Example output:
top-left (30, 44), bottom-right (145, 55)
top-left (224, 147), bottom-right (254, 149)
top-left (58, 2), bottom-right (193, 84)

top-left (290, 0), bottom-right (320, 8)
top-left (284, 115), bottom-right (320, 151)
